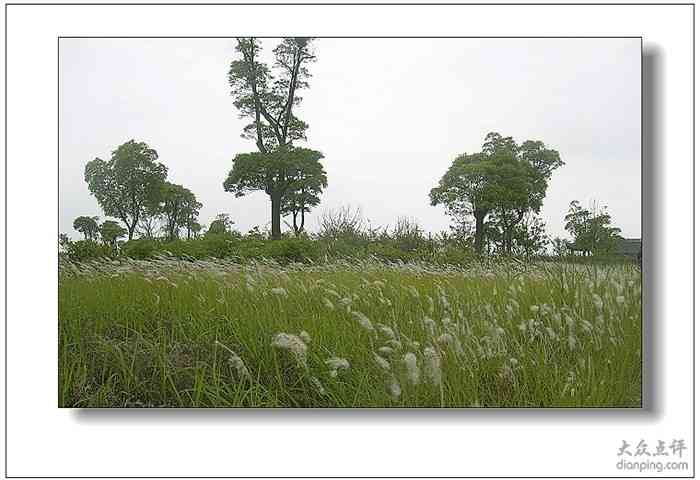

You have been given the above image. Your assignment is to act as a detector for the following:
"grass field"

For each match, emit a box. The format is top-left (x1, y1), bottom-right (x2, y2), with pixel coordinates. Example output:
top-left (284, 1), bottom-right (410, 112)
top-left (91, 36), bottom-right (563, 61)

top-left (58, 257), bottom-right (641, 407)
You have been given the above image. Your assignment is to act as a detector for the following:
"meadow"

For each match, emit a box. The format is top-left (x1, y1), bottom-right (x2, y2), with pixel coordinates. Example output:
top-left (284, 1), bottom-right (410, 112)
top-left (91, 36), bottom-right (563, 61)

top-left (59, 257), bottom-right (641, 408)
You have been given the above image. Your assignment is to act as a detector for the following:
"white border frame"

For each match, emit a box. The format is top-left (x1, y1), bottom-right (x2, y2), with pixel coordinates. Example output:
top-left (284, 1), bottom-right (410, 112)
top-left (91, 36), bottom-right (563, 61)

top-left (3, 2), bottom-right (695, 477)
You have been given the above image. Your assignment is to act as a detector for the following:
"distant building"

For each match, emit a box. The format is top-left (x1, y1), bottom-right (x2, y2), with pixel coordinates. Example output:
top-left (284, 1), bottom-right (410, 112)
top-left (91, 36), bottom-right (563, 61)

top-left (616, 238), bottom-right (642, 257)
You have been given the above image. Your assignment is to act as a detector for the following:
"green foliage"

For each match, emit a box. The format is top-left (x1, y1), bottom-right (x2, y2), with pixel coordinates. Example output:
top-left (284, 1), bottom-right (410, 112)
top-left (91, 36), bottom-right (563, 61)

top-left (160, 182), bottom-right (202, 241)
top-left (121, 238), bottom-right (160, 260)
top-left (430, 132), bottom-right (563, 254)
top-left (227, 37), bottom-right (324, 240)
top-left (206, 213), bottom-right (234, 235)
top-left (228, 37), bottom-right (316, 152)
top-left (99, 220), bottom-right (128, 247)
top-left (64, 240), bottom-right (114, 262)
top-left (259, 237), bottom-right (322, 263)
top-left (72, 215), bottom-right (100, 241)
top-left (224, 147), bottom-right (327, 240)
top-left (84, 140), bottom-right (168, 240)
top-left (564, 200), bottom-right (622, 256)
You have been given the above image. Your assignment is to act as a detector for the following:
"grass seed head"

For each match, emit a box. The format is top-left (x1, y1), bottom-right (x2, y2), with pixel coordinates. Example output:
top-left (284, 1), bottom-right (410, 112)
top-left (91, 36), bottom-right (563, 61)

top-left (270, 287), bottom-right (288, 297)
top-left (352, 311), bottom-right (374, 332)
top-left (402, 352), bottom-right (420, 385)
top-left (374, 353), bottom-right (391, 371)
top-left (271, 333), bottom-right (308, 367)
top-left (423, 346), bottom-right (442, 386)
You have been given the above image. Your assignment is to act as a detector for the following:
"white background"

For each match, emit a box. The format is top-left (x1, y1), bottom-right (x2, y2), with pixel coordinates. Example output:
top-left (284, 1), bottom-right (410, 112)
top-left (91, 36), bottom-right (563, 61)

top-left (2, 2), bottom-right (694, 478)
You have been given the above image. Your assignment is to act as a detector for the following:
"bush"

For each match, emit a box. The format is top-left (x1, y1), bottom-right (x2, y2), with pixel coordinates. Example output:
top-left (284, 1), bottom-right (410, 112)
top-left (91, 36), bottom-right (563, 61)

top-left (122, 239), bottom-right (160, 259)
top-left (259, 238), bottom-right (322, 263)
top-left (163, 234), bottom-right (238, 259)
top-left (65, 240), bottom-right (115, 262)
top-left (435, 245), bottom-right (477, 265)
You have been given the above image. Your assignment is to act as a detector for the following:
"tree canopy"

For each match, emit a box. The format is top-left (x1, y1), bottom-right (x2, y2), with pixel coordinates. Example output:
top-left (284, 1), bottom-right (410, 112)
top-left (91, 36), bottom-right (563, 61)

top-left (73, 216), bottom-right (100, 241)
top-left (430, 132), bottom-right (563, 254)
top-left (84, 140), bottom-right (168, 240)
top-left (99, 220), bottom-right (127, 247)
top-left (564, 200), bottom-right (622, 255)
top-left (223, 146), bottom-right (326, 239)
top-left (207, 213), bottom-right (234, 235)
top-left (160, 182), bottom-right (202, 241)
top-left (228, 37), bottom-right (316, 153)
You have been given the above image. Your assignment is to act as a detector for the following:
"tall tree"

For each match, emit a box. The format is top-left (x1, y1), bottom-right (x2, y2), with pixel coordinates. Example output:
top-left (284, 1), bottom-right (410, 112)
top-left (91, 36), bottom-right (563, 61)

top-left (72, 215), bottom-right (100, 241)
top-left (224, 147), bottom-right (326, 239)
top-left (227, 38), bottom-right (324, 239)
top-left (84, 140), bottom-right (168, 240)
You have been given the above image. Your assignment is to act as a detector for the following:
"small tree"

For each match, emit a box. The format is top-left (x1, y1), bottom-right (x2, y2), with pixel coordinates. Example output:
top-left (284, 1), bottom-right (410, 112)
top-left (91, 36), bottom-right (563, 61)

top-left (84, 140), bottom-right (168, 240)
top-left (72, 216), bottom-right (100, 241)
top-left (281, 158), bottom-right (327, 236)
top-left (99, 220), bottom-right (127, 248)
top-left (564, 200), bottom-right (622, 255)
top-left (160, 182), bottom-right (202, 241)
top-left (207, 213), bottom-right (234, 235)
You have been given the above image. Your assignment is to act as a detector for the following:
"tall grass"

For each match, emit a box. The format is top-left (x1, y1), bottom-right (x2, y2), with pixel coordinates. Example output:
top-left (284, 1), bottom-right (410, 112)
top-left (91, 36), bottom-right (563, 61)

top-left (59, 257), bottom-right (641, 407)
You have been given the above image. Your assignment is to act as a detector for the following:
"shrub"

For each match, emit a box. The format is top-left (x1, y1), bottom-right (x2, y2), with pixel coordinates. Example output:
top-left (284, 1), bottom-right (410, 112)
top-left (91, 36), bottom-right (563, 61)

top-left (122, 238), bottom-right (159, 259)
top-left (435, 245), bottom-right (476, 265)
top-left (163, 234), bottom-right (238, 259)
top-left (65, 240), bottom-right (115, 262)
top-left (260, 238), bottom-right (321, 263)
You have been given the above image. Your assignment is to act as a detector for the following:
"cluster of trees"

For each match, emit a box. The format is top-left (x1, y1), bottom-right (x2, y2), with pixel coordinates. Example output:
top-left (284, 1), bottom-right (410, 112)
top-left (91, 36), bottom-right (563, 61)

top-left (557, 200), bottom-right (623, 256)
top-left (82, 140), bottom-right (202, 244)
top-left (430, 132), bottom-right (564, 255)
top-left (64, 37), bottom-right (628, 262)
top-left (71, 216), bottom-right (127, 247)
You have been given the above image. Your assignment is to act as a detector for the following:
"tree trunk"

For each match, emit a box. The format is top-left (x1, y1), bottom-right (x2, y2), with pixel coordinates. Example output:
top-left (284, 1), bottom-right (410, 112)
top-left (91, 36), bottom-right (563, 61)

top-left (474, 210), bottom-right (486, 254)
top-left (291, 210), bottom-right (300, 236)
top-left (271, 192), bottom-right (282, 240)
top-left (127, 223), bottom-right (136, 241)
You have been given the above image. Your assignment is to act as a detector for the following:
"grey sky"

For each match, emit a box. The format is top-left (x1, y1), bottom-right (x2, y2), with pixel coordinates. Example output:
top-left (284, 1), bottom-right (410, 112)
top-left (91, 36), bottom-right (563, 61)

top-left (59, 37), bottom-right (640, 241)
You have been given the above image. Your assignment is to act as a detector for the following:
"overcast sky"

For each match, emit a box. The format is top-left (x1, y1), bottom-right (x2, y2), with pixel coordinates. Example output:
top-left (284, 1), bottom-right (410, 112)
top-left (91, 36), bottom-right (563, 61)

top-left (59, 37), bottom-right (641, 241)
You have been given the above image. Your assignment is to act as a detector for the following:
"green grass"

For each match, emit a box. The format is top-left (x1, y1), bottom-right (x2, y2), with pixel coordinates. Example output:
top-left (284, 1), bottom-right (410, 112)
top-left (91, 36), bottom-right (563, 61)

top-left (58, 257), bottom-right (641, 407)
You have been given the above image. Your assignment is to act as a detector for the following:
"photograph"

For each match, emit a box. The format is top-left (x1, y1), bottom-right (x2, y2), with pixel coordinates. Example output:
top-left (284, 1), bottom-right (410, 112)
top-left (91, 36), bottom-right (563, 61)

top-left (58, 36), bottom-right (642, 408)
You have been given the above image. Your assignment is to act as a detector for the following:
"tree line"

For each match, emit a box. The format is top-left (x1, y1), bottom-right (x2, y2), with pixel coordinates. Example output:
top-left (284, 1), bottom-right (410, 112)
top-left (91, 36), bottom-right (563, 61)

top-left (65, 37), bottom-right (627, 259)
